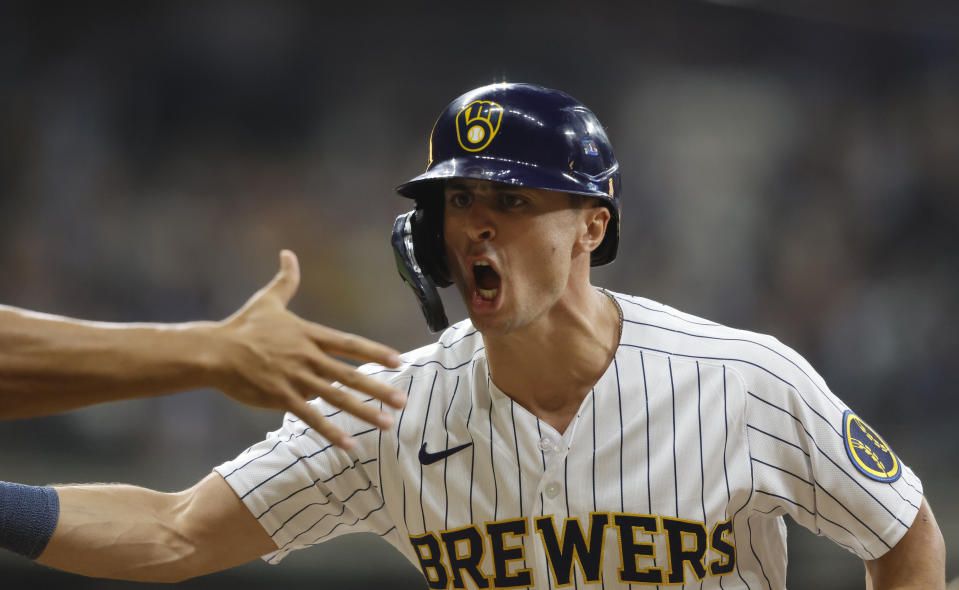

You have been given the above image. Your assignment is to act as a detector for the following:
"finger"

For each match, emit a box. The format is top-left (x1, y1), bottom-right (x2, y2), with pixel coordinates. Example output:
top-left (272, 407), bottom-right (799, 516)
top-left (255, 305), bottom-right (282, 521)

top-left (313, 326), bottom-right (403, 368)
top-left (315, 356), bottom-right (407, 408)
top-left (296, 375), bottom-right (395, 430)
top-left (283, 394), bottom-right (355, 450)
top-left (264, 249), bottom-right (301, 307)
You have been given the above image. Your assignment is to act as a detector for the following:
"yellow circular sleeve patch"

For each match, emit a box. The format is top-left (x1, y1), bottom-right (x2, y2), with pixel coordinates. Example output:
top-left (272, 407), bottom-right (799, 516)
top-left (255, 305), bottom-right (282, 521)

top-left (842, 410), bottom-right (900, 482)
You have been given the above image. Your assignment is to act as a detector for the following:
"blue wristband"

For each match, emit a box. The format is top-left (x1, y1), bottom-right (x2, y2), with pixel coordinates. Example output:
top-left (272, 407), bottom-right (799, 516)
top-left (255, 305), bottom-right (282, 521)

top-left (0, 481), bottom-right (60, 559)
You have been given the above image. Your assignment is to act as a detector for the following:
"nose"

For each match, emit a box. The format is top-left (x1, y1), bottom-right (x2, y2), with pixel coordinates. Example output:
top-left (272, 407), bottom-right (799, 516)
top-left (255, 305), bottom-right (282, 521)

top-left (465, 203), bottom-right (496, 242)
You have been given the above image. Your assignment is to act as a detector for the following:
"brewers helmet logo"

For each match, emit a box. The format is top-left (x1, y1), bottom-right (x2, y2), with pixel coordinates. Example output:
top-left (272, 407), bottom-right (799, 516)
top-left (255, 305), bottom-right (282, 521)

top-left (455, 100), bottom-right (503, 152)
top-left (842, 410), bottom-right (901, 482)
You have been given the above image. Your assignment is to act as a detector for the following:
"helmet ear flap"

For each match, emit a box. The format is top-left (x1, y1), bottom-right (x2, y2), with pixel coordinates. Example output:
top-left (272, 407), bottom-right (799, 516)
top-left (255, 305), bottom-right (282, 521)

top-left (391, 207), bottom-right (449, 332)
top-left (412, 201), bottom-right (452, 287)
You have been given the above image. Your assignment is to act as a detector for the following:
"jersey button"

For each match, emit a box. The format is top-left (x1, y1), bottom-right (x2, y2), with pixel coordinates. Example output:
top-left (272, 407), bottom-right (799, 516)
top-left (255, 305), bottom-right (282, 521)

top-left (544, 482), bottom-right (562, 499)
top-left (537, 437), bottom-right (557, 452)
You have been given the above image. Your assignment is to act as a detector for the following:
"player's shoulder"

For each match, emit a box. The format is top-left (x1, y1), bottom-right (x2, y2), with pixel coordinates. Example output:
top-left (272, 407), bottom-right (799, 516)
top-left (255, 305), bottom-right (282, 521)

top-left (358, 318), bottom-right (485, 386)
top-left (610, 290), bottom-right (779, 344)
top-left (609, 290), bottom-right (827, 393)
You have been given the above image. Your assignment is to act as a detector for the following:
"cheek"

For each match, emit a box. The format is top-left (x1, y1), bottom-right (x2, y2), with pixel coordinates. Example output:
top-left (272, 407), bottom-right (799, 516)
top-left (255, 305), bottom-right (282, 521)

top-left (515, 225), bottom-right (574, 276)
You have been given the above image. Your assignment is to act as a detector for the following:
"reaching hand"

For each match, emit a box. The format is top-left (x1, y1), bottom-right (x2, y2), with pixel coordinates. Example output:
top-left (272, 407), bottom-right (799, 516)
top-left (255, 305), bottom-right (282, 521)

top-left (210, 250), bottom-right (405, 449)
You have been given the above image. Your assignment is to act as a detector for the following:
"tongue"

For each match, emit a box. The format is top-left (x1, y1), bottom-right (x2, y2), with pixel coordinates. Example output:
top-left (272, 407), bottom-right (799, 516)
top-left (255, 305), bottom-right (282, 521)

top-left (475, 265), bottom-right (500, 290)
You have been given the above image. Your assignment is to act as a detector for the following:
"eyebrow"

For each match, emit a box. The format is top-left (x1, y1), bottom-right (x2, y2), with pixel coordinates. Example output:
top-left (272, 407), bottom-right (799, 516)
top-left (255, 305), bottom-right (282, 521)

top-left (444, 181), bottom-right (518, 193)
top-left (445, 181), bottom-right (470, 191)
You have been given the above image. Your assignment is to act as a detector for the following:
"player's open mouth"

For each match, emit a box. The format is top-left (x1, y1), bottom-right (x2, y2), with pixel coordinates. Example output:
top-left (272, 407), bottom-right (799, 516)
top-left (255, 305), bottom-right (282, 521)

top-left (473, 261), bottom-right (500, 301)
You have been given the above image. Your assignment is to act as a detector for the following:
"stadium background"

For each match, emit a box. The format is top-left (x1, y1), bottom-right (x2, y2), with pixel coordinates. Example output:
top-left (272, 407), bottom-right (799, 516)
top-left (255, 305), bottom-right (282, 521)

top-left (0, 1), bottom-right (956, 588)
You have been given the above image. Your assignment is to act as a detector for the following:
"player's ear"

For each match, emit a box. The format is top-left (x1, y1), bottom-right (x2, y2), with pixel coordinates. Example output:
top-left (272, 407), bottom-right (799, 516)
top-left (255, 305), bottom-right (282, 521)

top-left (578, 202), bottom-right (611, 256)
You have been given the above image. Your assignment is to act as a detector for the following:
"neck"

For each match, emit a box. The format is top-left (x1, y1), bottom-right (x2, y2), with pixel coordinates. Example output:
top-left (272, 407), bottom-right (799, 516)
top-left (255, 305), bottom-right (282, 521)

top-left (482, 285), bottom-right (621, 433)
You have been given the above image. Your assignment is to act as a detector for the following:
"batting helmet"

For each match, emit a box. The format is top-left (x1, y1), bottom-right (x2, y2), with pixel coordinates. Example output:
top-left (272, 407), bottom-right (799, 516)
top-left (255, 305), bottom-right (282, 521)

top-left (392, 82), bottom-right (622, 331)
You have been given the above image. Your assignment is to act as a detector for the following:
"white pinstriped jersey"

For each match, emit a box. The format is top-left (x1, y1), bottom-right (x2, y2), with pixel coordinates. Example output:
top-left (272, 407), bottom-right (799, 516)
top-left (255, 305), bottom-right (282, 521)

top-left (215, 291), bottom-right (923, 589)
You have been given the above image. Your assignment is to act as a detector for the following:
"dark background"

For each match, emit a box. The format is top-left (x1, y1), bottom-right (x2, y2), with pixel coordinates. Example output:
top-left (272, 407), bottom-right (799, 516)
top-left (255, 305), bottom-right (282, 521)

top-left (1, 1), bottom-right (957, 588)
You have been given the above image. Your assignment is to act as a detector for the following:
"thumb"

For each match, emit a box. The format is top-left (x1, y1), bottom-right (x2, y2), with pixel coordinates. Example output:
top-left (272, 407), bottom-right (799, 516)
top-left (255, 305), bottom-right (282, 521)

top-left (265, 249), bottom-right (301, 306)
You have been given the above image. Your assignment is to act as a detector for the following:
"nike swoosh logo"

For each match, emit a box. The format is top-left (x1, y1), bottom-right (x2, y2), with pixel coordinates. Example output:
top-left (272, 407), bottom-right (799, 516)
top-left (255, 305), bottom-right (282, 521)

top-left (418, 441), bottom-right (473, 465)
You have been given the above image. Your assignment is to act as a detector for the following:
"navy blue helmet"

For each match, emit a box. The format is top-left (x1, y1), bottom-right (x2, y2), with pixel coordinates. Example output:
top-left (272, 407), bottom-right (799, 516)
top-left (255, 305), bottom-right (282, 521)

top-left (392, 82), bottom-right (622, 331)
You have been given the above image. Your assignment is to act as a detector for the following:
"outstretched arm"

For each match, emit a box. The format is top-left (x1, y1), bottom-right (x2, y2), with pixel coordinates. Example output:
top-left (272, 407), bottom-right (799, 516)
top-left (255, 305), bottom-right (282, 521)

top-left (36, 473), bottom-right (275, 583)
top-left (0, 250), bottom-right (405, 448)
top-left (865, 497), bottom-right (946, 590)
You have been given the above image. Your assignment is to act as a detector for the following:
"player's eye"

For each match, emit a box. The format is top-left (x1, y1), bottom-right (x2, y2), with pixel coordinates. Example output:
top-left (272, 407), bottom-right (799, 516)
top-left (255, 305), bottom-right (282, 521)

top-left (498, 193), bottom-right (527, 210)
top-left (446, 192), bottom-right (473, 209)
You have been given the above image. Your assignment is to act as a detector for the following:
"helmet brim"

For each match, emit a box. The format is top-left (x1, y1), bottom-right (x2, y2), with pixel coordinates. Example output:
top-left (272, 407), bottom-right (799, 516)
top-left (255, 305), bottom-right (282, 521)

top-left (396, 156), bottom-right (618, 203)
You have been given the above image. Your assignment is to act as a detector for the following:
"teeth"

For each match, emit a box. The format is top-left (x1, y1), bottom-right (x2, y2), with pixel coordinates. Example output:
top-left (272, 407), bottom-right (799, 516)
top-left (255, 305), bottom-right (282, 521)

top-left (473, 261), bottom-right (497, 301)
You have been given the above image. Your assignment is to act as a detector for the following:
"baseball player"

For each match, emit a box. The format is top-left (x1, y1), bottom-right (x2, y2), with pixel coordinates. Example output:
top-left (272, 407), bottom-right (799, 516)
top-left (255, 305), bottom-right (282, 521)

top-left (2, 84), bottom-right (945, 589)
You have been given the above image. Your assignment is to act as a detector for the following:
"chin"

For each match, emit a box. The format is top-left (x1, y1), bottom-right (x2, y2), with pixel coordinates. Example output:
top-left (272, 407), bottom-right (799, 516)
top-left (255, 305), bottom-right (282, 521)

top-left (467, 311), bottom-right (511, 336)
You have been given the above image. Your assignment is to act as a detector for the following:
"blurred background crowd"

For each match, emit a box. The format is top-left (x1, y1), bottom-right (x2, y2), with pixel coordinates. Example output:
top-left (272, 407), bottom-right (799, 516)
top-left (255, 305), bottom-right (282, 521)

top-left (1, 1), bottom-right (956, 588)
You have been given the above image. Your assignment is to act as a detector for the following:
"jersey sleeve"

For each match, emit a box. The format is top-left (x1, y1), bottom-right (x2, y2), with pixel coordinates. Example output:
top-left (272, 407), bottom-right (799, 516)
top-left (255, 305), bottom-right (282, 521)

top-left (741, 345), bottom-right (924, 561)
top-left (214, 392), bottom-right (394, 564)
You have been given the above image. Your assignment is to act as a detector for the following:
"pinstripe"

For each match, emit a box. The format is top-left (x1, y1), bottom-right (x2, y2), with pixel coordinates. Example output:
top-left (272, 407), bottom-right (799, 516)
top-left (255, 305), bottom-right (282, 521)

top-left (812, 514), bottom-right (876, 558)
top-left (489, 372), bottom-right (498, 520)
top-left (754, 490), bottom-right (814, 517)
top-left (746, 425), bottom-right (810, 457)
top-left (898, 472), bottom-right (922, 494)
top-left (615, 359), bottom-right (624, 512)
top-left (367, 354), bottom-right (481, 376)
top-left (669, 357), bottom-right (678, 517)
top-left (750, 458), bottom-right (814, 487)
top-left (467, 392), bottom-right (475, 523)
top-left (377, 398), bottom-right (387, 538)
top-left (591, 388), bottom-right (597, 511)
top-left (281, 395), bottom-right (377, 426)
top-left (745, 515), bottom-right (772, 590)
top-left (722, 366), bottom-right (732, 503)
top-left (469, 358), bottom-right (478, 523)
top-left (443, 376), bottom-right (460, 529)
top-left (536, 418), bottom-right (552, 590)
top-left (563, 453), bottom-right (579, 590)
top-left (639, 351), bottom-right (659, 585)
top-left (438, 328), bottom-right (479, 349)
top-left (729, 398), bottom-right (756, 590)
top-left (395, 375), bottom-right (413, 462)
top-left (418, 371), bottom-right (440, 532)
top-left (510, 399), bottom-right (523, 514)
top-left (720, 367), bottom-right (729, 590)
top-left (401, 483), bottom-right (407, 532)
top-left (619, 296), bottom-right (720, 327)
top-left (536, 418), bottom-right (547, 470)
top-left (614, 357), bottom-right (629, 590)
top-left (696, 363), bottom-right (706, 590)
top-left (751, 505), bottom-right (785, 517)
